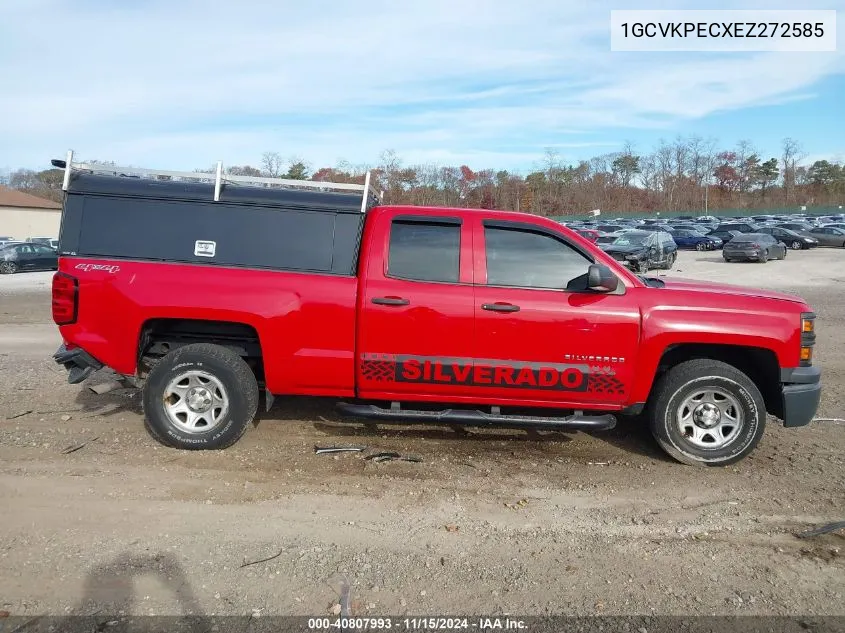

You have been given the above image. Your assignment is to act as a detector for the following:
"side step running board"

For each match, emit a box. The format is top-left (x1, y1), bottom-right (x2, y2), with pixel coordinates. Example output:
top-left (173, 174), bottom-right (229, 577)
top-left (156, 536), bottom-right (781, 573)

top-left (335, 403), bottom-right (616, 431)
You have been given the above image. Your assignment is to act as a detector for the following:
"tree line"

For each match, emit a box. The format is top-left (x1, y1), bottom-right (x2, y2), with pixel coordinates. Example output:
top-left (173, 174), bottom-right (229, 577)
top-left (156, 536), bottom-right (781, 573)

top-left (3, 136), bottom-right (843, 216)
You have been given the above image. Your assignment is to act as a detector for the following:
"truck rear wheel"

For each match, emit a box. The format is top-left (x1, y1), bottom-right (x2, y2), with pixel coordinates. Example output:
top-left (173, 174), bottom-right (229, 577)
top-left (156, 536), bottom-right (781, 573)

top-left (647, 359), bottom-right (766, 466)
top-left (142, 343), bottom-right (259, 450)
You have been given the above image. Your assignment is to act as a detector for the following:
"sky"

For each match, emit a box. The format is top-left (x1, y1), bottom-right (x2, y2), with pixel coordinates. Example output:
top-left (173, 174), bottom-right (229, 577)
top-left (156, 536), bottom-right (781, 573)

top-left (1, 0), bottom-right (844, 175)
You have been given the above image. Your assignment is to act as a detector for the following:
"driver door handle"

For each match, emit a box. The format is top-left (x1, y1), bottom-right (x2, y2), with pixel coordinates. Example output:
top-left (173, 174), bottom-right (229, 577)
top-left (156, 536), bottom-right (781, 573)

top-left (372, 296), bottom-right (410, 306)
top-left (482, 302), bottom-right (520, 313)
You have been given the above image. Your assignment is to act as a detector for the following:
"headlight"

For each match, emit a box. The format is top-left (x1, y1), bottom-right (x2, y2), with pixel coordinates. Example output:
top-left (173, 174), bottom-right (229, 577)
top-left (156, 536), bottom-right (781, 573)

top-left (800, 312), bottom-right (816, 367)
top-left (802, 316), bottom-right (814, 334)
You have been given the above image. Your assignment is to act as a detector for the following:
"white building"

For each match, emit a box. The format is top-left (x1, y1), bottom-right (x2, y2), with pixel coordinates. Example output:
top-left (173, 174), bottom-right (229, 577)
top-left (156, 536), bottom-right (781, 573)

top-left (0, 186), bottom-right (62, 240)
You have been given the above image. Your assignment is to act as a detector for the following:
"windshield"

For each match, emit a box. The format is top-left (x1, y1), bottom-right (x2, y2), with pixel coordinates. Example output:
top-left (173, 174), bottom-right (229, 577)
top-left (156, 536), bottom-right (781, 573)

top-left (612, 234), bottom-right (649, 246)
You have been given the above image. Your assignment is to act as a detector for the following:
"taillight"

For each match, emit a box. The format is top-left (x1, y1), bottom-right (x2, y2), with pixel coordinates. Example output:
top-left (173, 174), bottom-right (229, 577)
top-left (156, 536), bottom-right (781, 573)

top-left (52, 272), bottom-right (78, 325)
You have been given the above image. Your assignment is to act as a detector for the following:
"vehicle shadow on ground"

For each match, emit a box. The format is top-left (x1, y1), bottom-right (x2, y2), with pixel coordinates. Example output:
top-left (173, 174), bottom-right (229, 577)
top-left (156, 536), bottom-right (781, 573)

top-left (264, 396), bottom-right (672, 461)
top-left (72, 380), bottom-right (143, 418)
top-left (593, 418), bottom-right (673, 462)
top-left (265, 396), bottom-right (575, 444)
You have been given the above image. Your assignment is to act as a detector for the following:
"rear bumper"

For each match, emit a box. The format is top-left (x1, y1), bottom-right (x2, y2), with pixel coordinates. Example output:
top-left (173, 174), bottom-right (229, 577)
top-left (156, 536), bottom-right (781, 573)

top-left (780, 366), bottom-right (821, 428)
top-left (724, 249), bottom-right (759, 259)
top-left (53, 343), bottom-right (104, 384)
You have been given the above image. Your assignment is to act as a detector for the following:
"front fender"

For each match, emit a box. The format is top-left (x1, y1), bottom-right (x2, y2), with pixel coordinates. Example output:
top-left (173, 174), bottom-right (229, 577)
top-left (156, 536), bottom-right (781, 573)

top-left (630, 304), bottom-right (799, 403)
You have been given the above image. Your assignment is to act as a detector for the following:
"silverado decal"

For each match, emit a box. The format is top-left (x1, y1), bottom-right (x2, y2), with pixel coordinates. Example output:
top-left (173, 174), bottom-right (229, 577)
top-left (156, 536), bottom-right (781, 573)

top-left (360, 354), bottom-right (625, 394)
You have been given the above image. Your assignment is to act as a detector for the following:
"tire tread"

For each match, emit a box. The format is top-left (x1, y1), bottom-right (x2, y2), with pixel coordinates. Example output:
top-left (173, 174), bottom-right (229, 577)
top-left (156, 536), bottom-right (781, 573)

top-left (647, 358), bottom-right (766, 466)
top-left (142, 343), bottom-right (259, 450)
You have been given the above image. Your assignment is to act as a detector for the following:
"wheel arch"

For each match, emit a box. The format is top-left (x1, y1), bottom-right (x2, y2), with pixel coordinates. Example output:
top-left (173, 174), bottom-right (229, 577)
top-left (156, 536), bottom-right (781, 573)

top-left (648, 343), bottom-right (782, 419)
top-left (137, 317), bottom-right (265, 383)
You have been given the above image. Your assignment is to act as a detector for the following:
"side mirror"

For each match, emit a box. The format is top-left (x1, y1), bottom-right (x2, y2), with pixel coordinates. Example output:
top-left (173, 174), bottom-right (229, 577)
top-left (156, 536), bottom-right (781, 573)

top-left (587, 264), bottom-right (619, 292)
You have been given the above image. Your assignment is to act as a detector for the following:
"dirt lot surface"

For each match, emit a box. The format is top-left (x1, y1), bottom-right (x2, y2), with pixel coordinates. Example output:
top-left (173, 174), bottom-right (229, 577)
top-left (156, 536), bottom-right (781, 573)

top-left (1, 250), bottom-right (844, 619)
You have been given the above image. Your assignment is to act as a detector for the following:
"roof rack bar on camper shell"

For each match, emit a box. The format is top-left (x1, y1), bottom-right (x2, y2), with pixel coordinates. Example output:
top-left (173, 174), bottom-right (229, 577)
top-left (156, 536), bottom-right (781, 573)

top-left (54, 150), bottom-right (383, 212)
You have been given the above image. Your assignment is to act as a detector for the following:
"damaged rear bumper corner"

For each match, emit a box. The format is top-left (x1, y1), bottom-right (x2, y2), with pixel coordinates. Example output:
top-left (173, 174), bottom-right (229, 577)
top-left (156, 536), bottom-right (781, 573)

top-left (780, 366), bottom-right (821, 428)
top-left (53, 343), bottom-right (104, 384)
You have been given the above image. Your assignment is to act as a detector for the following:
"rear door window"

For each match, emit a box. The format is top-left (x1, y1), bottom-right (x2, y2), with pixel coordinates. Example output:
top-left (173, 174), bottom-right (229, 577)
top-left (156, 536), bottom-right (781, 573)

top-left (387, 219), bottom-right (461, 283)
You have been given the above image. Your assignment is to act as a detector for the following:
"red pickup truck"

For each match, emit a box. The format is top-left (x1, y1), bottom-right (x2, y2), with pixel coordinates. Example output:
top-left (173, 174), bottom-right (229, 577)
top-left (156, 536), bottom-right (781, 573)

top-left (50, 158), bottom-right (821, 466)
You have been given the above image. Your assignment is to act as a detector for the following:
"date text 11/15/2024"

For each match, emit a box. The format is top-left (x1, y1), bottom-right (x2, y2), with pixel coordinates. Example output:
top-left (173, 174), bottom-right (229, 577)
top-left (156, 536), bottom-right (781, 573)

top-left (307, 617), bottom-right (528, 630)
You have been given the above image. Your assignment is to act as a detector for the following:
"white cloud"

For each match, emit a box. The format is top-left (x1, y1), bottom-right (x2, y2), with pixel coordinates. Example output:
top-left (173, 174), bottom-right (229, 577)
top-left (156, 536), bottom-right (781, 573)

top-left (0, 0), bottom-right (843, 170)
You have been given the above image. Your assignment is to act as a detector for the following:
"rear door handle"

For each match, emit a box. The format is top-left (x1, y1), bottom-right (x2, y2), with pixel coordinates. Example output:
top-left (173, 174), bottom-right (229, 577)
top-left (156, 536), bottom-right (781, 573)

top-left (482, 302), bottom-right (520, 313)
top-left (372, 296), bottom-right (410, 306)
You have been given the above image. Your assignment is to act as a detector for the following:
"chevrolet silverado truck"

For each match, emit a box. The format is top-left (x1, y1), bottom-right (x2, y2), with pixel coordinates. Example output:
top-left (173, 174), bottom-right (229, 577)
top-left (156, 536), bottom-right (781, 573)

top-left (50, 156), bottom-right (821, 466)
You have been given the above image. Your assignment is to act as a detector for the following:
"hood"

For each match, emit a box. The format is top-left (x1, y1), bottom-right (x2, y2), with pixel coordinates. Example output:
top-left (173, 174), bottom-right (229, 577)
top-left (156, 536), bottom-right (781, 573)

top-left (656, 277), bottom-right (804, 303)
top-left (603, 244), bottom-right (646, 256)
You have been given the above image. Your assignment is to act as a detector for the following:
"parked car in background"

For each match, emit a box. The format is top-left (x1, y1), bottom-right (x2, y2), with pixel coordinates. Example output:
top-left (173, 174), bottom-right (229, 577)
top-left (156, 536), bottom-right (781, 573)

top-left (0, 242), bottom-right (59, 274)
top-left (671, 223), bottom-right (707, 232)
top-left (668, 229), bottom-right (722, 251)
top-left (756, 226), bottom-right (819, 250)
top-left (807, 226), bottom-right (845, 247)
top-left (26, 237), bottom-right (56, 246)
top-left (594, 234), bottom-right (617, 247)
top-left (0, 236), bottom-right (19, 248)
top-left (574, 229), bottom-right (604, 243)
top-left (703, 229), bottom-right (741, 245)
top-left (602, 230), bottom-right (677, 273)
top-left (594, 224), bottom-right (623, 233)
top-left (640, 224), bottom-right (675, 233)
top-left (723, 233), bottom-right (787, 263)
top-left (776, 222), bottom-right (815, 233)
top-left (715, 221), bottom-right (761, 234)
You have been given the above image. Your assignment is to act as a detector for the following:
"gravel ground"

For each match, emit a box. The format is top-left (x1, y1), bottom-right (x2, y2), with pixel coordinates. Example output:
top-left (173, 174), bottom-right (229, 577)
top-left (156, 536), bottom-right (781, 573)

top-left (0, 250), bottom-right (843, 618)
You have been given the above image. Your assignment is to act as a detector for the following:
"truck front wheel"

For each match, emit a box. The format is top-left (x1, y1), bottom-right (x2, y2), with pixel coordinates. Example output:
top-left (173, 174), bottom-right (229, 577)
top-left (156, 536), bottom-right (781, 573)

top-left (648, 359), bottom-right (766, 466)
top-left (142, 343), bottom-right (259, 450)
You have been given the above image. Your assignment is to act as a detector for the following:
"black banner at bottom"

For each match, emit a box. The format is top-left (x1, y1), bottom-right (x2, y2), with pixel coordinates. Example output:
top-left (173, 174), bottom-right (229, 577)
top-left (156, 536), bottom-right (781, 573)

top-left (0, 616), bottom-right (843, 633)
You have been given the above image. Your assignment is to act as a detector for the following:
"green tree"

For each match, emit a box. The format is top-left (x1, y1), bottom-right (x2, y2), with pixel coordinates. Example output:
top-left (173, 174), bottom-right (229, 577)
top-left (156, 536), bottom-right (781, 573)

top-left (755, 158), bottom-right (779, 198)
top-left (611, 154), bottom-right (640, 187)
top-left (285, 162), bottom-right (310, 180)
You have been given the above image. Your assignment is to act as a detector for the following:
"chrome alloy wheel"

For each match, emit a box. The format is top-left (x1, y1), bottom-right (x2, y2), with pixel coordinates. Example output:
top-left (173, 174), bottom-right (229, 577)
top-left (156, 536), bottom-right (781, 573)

top-left (162, 370), bottom-right (229, 433)
top-left (675, 388), bottom-right (743, 449)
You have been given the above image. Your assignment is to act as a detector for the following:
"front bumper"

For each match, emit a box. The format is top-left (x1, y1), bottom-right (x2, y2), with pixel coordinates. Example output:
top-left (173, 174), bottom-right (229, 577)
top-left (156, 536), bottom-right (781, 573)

top-left (53, 343), bottom-right (104, 384)
top-left (780, 366), bottom-right (821, 428)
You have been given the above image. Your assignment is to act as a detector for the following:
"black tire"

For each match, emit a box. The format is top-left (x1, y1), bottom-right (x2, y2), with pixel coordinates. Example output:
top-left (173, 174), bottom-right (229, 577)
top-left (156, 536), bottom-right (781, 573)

top-left (647, 359), bottom-right (766, 466)
top-left (0, 261), bottom-right (17, 274)
top-left (142, 343), bottom-right (259, 450)
top-left (790, 240), bottom-right (802, 250)
top-left (636, 260), bottom-right (648, 274)
top-left (696, 242), bottom-right (705, 251)
top-left (758, 250), bottom-right (768, 263)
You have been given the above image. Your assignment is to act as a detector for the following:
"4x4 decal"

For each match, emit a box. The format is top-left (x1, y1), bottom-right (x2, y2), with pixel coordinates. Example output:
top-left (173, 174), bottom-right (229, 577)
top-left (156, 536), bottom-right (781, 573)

top-left (360, 353), bottom-right (625, 394)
